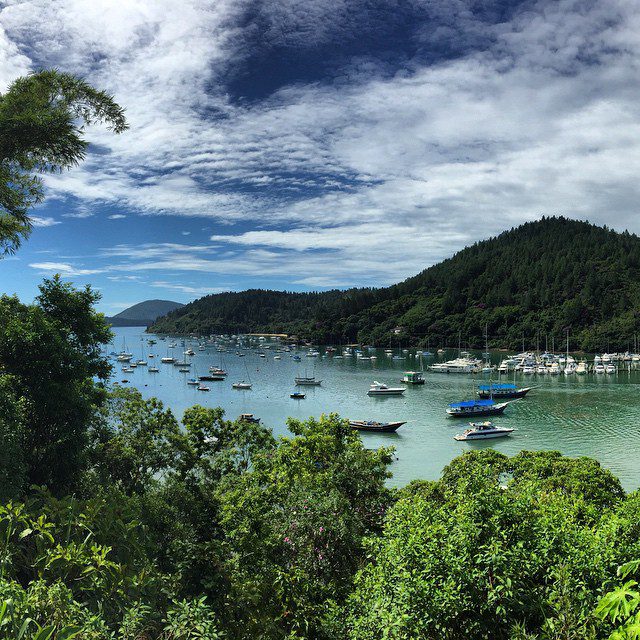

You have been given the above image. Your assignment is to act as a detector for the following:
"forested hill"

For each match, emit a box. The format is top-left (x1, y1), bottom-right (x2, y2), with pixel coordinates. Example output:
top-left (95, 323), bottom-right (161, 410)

top-left (107, 299), bottom-right (184, 326)
top-left (149, 217), bottom-right (640, 351)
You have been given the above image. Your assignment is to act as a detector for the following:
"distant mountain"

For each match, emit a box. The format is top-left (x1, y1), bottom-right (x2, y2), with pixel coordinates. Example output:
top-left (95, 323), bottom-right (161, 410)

top-left (148, 217), bottom-right (640, 351)
top-left (106, 299), bottom-right (184, 327)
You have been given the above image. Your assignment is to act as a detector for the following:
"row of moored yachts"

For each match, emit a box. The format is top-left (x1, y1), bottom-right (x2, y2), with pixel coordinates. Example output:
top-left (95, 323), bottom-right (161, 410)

top-left (429, 351), bottom-right (637, 375)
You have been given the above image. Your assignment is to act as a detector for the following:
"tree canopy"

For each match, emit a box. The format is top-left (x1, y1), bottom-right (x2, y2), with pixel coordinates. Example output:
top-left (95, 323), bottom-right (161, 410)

top-left (0, 70), bottom-right (127, 253)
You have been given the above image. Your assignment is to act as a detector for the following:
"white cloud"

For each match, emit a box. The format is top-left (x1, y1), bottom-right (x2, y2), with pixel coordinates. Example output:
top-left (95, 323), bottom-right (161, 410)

top-left (28, 262), bottom-right (104, 277)
top-left (62, 205), bottom-right (93, 218)
top-left (30, 216), bottom-right (61, 227)
top-left (108, 214), bottom-right (127, 219)
top-left (150, 281), bottom-right (230, 296)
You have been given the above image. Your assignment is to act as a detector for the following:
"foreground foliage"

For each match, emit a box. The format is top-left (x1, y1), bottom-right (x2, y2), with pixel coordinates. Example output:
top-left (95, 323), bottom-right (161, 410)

top-left (2, 280), bottom-right (640, 638)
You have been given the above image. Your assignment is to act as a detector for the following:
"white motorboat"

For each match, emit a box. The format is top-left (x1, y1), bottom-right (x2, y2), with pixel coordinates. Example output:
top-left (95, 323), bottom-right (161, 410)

top-left (429, 357), bottom-right (482, 373)
top-left (454, 421), bottom-right (514, 441)
top-left (367, 381), bottom-right (406, 396)
top-left (576, 361), bottom-right (588, 374)
top-left (232, 381), bottom-right (252, 389)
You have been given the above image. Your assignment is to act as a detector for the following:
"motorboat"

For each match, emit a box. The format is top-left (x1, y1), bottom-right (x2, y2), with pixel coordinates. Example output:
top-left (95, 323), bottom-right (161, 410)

top-left (454, 421), bottom-right (514, 441)
top-left (232, 381), bottom-right (252, 389)
top-left (368, 381), bottom-right (406, 396)
top-left (197, 384), bottom-right (210, 391)
top-left (429, 357), bottom-right (482, 373)
top-left (161, 357), bottom-right (175, 364)
top-left (349, 420), bottom-right (406, 432)
top-left (238, 413), bottom-right (260, 423)
top-left (187, 378), bottom-right (199, 385)
top-left (290, 391), bottom-right (306, 399)
top-left (402, 371), bottom-right (425, 385)
top-left (446, 399), bottom-right (510, 417)
top-left (576, 361), bottom-right (588, 374)
top-left (477, 383), bottom-right (531, 399)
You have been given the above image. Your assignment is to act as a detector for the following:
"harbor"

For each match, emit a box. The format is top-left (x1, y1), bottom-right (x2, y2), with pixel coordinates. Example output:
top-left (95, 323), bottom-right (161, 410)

top-left (108, 327), bottom-right (640, 491)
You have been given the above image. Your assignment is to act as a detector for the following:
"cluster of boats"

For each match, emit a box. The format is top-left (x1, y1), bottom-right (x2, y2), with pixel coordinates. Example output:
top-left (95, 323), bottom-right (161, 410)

top-left (429, 350), bottom-right (635, 376)
top-left (111, 334), bottom-right (593, 443)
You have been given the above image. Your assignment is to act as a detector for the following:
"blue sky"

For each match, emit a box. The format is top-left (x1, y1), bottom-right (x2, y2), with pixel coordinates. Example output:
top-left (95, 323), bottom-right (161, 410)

top-left (1, 0), bottom-right (640, 314)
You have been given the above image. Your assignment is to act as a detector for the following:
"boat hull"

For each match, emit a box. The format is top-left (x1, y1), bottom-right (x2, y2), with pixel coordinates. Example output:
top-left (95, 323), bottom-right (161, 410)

top-left (368, 390), bottom-right (405, 396)
top-left (350, 421), bottom-right (406, 432)
top-left (446, 404), bottom-right (508, 417)
top-left (454, 429), bottom-right (513, 440)
top-left (477, 388), bottom-right (531, 399)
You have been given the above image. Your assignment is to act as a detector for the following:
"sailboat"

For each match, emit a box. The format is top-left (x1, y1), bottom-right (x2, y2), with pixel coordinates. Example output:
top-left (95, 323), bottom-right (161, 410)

top-left (294, 361), bottom-right (322, 386)
top-left (233, 358), bottom-right (253, 389)
top-left (116, 338), bottom-right (133, 362)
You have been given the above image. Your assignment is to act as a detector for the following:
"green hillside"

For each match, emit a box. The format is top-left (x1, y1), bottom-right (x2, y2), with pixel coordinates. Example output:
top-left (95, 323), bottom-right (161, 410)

top-left (149, 217), bottom-right (640, 351)
top-left (107, 299), bottom-right (184, 326)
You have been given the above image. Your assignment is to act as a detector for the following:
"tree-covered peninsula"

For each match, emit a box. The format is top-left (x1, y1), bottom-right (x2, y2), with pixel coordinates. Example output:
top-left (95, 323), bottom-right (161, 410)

top-left (150, 217), bottom-right (640, 352)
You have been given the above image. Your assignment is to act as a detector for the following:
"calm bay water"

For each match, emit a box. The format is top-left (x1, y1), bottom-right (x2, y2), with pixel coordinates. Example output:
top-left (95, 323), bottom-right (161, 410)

top-left (109, 327), bottom-right (640, 491)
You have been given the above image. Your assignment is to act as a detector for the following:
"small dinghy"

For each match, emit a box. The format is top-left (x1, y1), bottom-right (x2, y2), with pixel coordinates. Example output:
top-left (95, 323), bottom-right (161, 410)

top-left (349, 420), bottom-right (406, 432)
top-left (454, 421), bottom-right (514, 441)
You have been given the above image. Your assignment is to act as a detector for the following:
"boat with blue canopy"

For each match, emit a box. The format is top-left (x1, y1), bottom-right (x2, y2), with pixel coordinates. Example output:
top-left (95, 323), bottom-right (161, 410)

top-left (477, 383), bottom-right (531, 399)
top-left (446, 399), bottom-right (510, 417)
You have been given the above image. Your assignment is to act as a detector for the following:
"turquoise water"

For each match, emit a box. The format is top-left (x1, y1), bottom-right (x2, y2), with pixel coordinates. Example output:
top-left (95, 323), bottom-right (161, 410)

top-left (109, 327), bottom-right (640, 491)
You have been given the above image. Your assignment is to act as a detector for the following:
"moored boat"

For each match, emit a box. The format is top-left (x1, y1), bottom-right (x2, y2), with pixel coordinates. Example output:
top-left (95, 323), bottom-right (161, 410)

top-left (402, 371), bottom-right (425, 385)
top-left (446, 399), bottom-right (510, 417)
top-left (368, 381), bottom-right (406, 396)
top-left (454, 421), bottom-right (514, 440)
top-left (232, 381), bottom-right (252, 389)
top-left (295, 376), bottom-right (322, 386)
top-left (477, 383), bottom-right (531, 399)
top-left (290, 391), bottom-right (306, 399)
top-left (349, 420), bottom-right (406, 432)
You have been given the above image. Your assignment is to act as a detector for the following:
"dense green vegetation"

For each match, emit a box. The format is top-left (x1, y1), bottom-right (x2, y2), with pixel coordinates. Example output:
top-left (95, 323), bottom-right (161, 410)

top-left (0, 69), bottom-right (127, 254)
top-left (0, 292), bottom-right (639, 639)
top-left (150, 217), bottom-right (640, 352)
top-left (0, 278), bottom-right (637, 638)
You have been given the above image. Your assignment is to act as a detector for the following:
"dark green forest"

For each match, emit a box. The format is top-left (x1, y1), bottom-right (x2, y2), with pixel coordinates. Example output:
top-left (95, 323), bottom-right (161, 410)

top-left (150, 217), bottom-right (640, 352)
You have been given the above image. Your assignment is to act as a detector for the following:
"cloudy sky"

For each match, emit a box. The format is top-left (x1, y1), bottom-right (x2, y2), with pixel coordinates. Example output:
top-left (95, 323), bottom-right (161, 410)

top-left (1, 0), bottom-right (639, 313)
